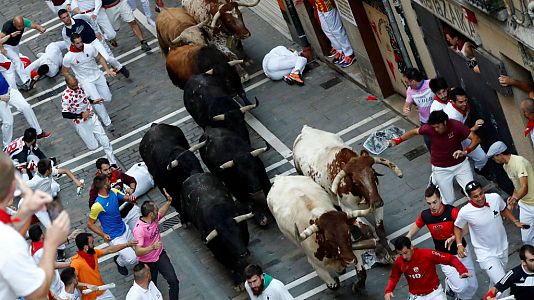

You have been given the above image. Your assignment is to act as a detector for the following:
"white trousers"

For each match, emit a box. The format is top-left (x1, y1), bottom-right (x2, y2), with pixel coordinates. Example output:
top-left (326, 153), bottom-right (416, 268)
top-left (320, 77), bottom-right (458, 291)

top-left (262, 46), bottom-right (307, 80)
top-left (96, 289), bottom-right (115, 300)
top-left (79, 73), bottom-right (112, 102)
top-left (519, 201), bottom-right (534, 245)
top-left (127, 0), bottom-right (153, 20)
top-left (3, 45), bottom-right (30, 84)
top-left (1, 64), bottom-right (18, 89)
top-left (109, 224), bottom-right (138, 267)
top-left (105, 0), bottom-right (136, 31)
top-left (95, 10), bottom-right (117, 40)
top-left (45, 0), bottom-right (69, 14)
top-left (432, 159), bottom-right (473, 205)
top-left (440, 247), bottom-right (478, 300)
top-left (90, 39), bottom-right (123, 70)
top-left (408, 284), bottom-right (446, 300)
top-left (26, 41), bottom-right (66, 78)
top-left (0, 88), bottom-right (43, 147)
top-left (478, 250), bottom-right (509, 290)
top-left (461, 139), bottom-right (487, 170)
top-left (74, 114), bottom-right (116, 164)
top-left (318, 9), bottom-right (354, 56)
top-left (122, 204), bottom-right (141, 233)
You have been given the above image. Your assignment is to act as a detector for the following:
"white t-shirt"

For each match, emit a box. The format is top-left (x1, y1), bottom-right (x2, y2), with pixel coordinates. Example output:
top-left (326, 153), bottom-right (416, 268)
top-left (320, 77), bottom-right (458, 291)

top-left (454, 193), bottom-right (508, 262)
top-left (430, 99), bottom-right (447, 113)
top-left (57, 286), bottom-right (82, 300)
top-left (63, 43), bottom-right (102, 83)
top-left (444, 102), bottom-right (468, 124)
top-left (32, 248), bottom-right (65, 297)
top-left (245, 278), bottom-right (294, 300)
top-left (26, 41), bottom-right (66, 77)
top-left (126, 281), bottom-right (163, 300)
top-left (0, 222), bottom-right (45, 299)
top-left (26, 167), bottom-right (59, 195)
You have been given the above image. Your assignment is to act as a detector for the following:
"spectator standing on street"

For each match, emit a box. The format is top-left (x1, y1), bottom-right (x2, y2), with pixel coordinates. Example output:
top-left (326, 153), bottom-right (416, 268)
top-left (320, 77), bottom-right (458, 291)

top-left (454, 180), bottom-right (525, 292)
top-left (244, 264), bottom-right (294, 300)
top-left (0, 16), bottom-right (46, 90)
top-left (384, 236), bottom-right (469, 300)
top-left (61, 76), bottom-right (118, 161)
top-left (88, 174), bottom-right (138, 276)
top-left (262, 45), bottom-right (308, 86)
top-left (390, 110), bottom-right (478, 205)
top-left (126, 263), bottom-right (164, 300)
top-left (402, 68), bottom-right (434, 150)
top-left (429, 77), bottom-right (450, 112)
top-left (89, 158), bottom-right (140, 231)
top-left (484, 244), bottom-right (534, 300)
top-left (487, 141), bottom-right (534, 245)
top-left (71, 232), bottom-right (137, 299)
top-left (406, 185), bottom-right (478, 300)
top-left (133, 190), bottom-right (180, 300)
top-left (0, 151), bottom-right (70, 299)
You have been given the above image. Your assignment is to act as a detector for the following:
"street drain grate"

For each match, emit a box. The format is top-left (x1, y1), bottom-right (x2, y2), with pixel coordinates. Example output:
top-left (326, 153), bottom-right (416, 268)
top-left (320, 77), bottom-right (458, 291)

top-left (403, 145), bottom-right (428, 161)
top-left (320, 77), bottom-right (342, 90)
top-left (160, 213), bottom-right (182, 235)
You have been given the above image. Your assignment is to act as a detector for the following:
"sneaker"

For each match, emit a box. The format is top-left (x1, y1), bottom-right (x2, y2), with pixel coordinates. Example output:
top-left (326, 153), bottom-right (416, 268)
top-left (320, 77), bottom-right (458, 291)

top-left (108, 39), bottom-right (118, 48)
top-left (339, 54), bottom-right (355, 68)
top-left (147, 17), bottom-right (156, 27)
top-left (327, 48), bottom-right (337, 58)
top-left (36, 131), bottom-right (52, 139)
top-left (114, 256), bottom-right (128, 276)
top-left (140, 40), bottom-right (151, 52)
top-left (105, 124), bottom-right (115, 133)
top-left (332, 52), bottom-right (344, 64)
top-left (118, 66), bottom-right (130, 78)
top-left (57, 249), bottom-right (66, 262)
top-left (21, 79), bottom-right (34, 91)
top-left (283, 72), bottom-right (304, 86)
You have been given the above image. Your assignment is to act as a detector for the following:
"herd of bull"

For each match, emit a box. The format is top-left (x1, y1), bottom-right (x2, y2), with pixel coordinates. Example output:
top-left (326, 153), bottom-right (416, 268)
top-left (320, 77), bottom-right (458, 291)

top-left (136, 0), bottom-right (405, 294)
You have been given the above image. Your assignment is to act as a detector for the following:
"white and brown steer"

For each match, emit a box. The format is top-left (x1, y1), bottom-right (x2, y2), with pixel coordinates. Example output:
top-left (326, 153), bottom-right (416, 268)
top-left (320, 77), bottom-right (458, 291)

top-left (268, 175), bottom-right (376, 290)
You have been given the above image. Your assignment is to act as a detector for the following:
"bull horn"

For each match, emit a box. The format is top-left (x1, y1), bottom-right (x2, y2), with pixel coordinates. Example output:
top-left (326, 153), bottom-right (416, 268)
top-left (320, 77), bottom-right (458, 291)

top-left (330, 170), bottom-right (347, 194)
top-left (299, 223), bottom-right (319, 240)
top-left (205, 69), bottom-right (214, 75)
top-left (239, 103), bottom-right (257, 113)
top-left (352, 238), bottom-right (378, 250)
top-left (212, 114), bottom-right (225, 121)
top-left (228, 60), bottom-right (244, 66)
top-left (167, 159), bottom-right (179, 170)
top-left (193, 18), bottom-right (210, 29)
top-left (237, 0), bottom-right (260, 7)
top-left (346, 207), bottom-right (372, 218)
top-left (250, 147), bottom-right (268, 157)
top-left (204, 229), bottom-right (218, 244)
top-left (188, 140), bottom-right (207, 152)
top-left (210, 5), bottom-right (225, 28)
top-left (373, 157), bottom-right (403, 178)
top-left (220, 160), bottom-right (235, 169)
top-left (233, 212), bottom-right (254, 223)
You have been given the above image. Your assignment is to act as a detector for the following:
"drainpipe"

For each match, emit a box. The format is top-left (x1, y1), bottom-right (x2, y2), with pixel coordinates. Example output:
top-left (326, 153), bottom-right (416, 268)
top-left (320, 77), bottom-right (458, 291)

top-left (381, 0), bottom-right (413, 70)
top-left (283, 0), bottom-right (311, 47)
top-left (391, 0), bottom-right (427, 75)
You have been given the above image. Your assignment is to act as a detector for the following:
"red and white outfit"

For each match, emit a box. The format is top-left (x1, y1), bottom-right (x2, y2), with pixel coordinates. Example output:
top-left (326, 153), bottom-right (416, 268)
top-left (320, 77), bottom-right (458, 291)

top-left (45, 0), bottom-right (72, 14)
top-left (525, 118), bottom-right (534, 146)
top-left (61, 85), bottom-right (117, 164)
top-left (31, 241), bottom-right (65, 298)
top-left (454, 193), bottom-right (510, 295)
top-left (314, 0), bottom-right (353, 57)
top-left (63, 43), bottom-right (113, 109)
top-left (262, 46), bottom-right (307, 80)
top-left (443, 101), bottom-right (488, 171)
top-left (385, 248), bottom-right (468, 300)
top-left (102, 0), bottom-right (136, 31)
top-left (0, 53), bottom-right (32, 89)
top-left (71, 0), bottom-right (117, 41)
top-left (26, 41), bottom-right (67, 79)
top-left (430, 95), bottom-right (448, 113)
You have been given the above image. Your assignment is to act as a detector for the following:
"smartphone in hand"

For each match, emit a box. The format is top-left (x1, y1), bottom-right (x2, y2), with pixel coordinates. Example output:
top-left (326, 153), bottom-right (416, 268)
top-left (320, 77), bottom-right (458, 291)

top-left (46, 200), bottom-right (64, 222)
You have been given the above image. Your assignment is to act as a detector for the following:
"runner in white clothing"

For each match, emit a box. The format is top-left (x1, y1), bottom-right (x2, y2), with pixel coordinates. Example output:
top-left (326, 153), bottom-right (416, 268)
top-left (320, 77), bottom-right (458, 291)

top-left (454, 181), bottom-right (525, 292)
top-left (26, 41), bottom-right (67, 83)
top-left (71, 0), bottom-right (118, 44)
top-left (244, 264), bottom-right (294, 300)
top-left (263, 46), bottom-right (307, 86)
top-left (61, 75), bottom-right (118, 161)
top-left (429, 77), bottom-right (450, 112)
top-left (45, 0), bottom-right (72, 14)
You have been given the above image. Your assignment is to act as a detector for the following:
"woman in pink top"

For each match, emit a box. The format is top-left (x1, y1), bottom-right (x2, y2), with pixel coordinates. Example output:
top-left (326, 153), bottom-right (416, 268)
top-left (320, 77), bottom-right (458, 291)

top-left (403, 68), bottom-right (434, 150)
top-left (132, 189), bottom-right (180, 300)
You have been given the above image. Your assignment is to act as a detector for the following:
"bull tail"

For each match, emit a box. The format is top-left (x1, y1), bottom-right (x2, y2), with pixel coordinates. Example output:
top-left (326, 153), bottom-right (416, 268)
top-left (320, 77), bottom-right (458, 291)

top-left (156, 29), bottom-right (170, 57)
top-left (166, 64), bottom-right (186, 89)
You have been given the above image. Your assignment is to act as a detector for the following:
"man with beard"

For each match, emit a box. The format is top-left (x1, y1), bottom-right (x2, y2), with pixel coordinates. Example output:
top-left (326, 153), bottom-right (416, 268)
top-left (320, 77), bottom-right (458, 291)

top-left (244, 264), bottom-right (293, 300)
top-left (71, 232), bottom-right (136, 299)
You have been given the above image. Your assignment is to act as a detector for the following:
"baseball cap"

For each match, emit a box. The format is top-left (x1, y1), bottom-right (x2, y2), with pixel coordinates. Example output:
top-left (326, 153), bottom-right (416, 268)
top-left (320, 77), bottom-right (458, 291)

top-left (465, 180), bottom-right (482, 195)
top-left (486, 141), bottom-right (507, 158)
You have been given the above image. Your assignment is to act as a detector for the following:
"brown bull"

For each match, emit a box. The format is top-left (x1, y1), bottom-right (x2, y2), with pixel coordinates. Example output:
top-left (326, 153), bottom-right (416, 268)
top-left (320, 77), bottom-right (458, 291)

top-left (156, 7), bottom-right (209, 56)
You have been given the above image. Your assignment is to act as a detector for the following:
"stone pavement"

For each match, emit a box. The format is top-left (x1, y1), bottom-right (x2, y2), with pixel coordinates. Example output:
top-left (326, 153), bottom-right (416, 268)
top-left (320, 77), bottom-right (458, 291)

top-left (0, 0), bottom-right (526, 299)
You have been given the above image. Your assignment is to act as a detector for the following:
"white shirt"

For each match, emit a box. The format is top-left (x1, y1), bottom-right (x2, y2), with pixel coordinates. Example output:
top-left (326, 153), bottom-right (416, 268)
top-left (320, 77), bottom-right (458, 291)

top-left (26, 167), bottom-right (59, 195)
top-left (126, 281), bottom-right (163, 300)
top-left (0, 221), bottom-right (45, 299)
top-left (454, 193), bottom-right (508, 262)
top-left (63, 43), bottom-right (102, 82)
top-left (26, 41), bottom-right (66, 77)
top-left (245, 278), bottom-right (294, 300)
top-left (57, 286), bottom-right (82, 300)
top-left (444, 102), bottom-right (468, 124)
top-left (71, 0), bottom-right (102, 15)
top-left (430, 99), bottom-right (448, 112)
top-left (32, 248), bottom-right (65, 297)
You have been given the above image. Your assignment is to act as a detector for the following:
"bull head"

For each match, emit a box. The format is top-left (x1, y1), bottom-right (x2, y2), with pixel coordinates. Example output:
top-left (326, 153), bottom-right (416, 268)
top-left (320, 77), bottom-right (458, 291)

top-left (166, 141), bottom-right (207, 170)
top-left (219, 143), bottom-right (269, 169)
top-left (171, 19), bottom-right (210, 46)
top-left (212, 97), bottom-right (259, 121)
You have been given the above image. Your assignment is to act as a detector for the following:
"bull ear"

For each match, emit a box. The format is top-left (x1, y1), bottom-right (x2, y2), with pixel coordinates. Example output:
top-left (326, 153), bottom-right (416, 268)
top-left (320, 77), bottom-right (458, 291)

top-left (360, 149), bottom-right (370, 156)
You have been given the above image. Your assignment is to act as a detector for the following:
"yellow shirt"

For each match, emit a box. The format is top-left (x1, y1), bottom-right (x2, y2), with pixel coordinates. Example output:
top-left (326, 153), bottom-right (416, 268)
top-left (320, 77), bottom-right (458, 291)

top-left (504, 155), bottom-right (534, 205)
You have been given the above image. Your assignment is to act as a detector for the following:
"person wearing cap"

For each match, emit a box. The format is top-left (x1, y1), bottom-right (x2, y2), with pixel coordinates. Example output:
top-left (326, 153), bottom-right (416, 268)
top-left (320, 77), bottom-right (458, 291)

top-left (390, 110), bottom-right (479, 205)
top-left (487, 140), bottom-right (534, 245)
top-left (454, 180), bottom-right (525, 292)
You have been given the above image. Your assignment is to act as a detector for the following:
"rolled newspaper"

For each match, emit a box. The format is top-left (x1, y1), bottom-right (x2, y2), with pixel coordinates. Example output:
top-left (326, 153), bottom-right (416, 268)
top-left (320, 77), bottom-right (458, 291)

top-left (76, 179), bottom-right (85, 196)
top-left (82, 283), bottom-right (116, 295)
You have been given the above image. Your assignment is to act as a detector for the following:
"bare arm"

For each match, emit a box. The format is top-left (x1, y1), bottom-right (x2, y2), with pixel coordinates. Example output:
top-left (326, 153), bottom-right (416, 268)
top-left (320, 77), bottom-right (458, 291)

top-left (61, 66), bottom-right (72, 77)
top-left (390, 127), bottom-right (421, 146)
top-left (29, 21), bottom-right (46, 33)
top-left (134, 241), bottom-right (161, 257)
top-left (57, 167), bottom-right (83, 187)
top-left (101, 240), bottom-right (137, 256)
top-left (87, 217), bottom-right (110, 241)
top-left (500, 207), bottom-right (524, 229)
top-left (405, 223), bottom-right (421, 240)
top-left (499, 75), bottom-right (534, 95)
top-left (96, 53), bottom-right (115, 76)
top-left (159, 188), bottom-right (173, 216)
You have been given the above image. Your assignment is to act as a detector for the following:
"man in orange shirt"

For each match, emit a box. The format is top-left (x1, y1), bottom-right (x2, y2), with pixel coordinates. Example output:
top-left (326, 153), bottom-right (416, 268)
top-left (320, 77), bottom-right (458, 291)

top-left (71, 232), bottom-right (137, 300)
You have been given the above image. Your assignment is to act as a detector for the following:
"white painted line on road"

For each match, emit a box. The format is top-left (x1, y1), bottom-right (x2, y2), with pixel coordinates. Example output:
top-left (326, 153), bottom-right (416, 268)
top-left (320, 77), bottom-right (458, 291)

top-left (343, 116), bottom-right (402, 146)
top-left (265, 159), bottom-right (290, 172)
top-left (245, 113), bottom-right (292, 158)
top-left (20, 22), bottom-right (63, 45)
top-left (337, 109), bottom-right (390, 136)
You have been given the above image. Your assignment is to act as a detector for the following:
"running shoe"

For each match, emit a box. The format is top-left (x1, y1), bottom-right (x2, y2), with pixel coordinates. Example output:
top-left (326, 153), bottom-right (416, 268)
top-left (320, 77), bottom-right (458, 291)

top-left (339, 54), bottom-right (355, 68)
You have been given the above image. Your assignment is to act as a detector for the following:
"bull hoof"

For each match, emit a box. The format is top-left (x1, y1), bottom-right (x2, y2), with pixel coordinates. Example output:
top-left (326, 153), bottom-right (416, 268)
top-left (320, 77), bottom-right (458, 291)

top-left (327, 277), bottom-right (340, 290)
top-left (233, 282), bottom-right (245, 292)
top-left (240, 74), bottom-right (249, 83)
top-left (256, 213), bottom-right (270, 227)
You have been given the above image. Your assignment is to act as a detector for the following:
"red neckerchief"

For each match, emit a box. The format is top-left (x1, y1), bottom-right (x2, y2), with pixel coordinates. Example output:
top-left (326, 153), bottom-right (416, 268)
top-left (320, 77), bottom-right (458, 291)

top-left (434, 95), bottom-right (448, 104)
top-left (31, 241), bottom-right (44, 256)
top-left (469, 199), bottom-right (489, 208)
top-left (77, 250), bottom-right (97, 269)
top-left (69, 44), bottom-right (83, 53)
top-left (451, 101), bottom-right (470, 116)
top-left (525, 118), bottom-right (534, 136)
top-left (0, 209), bottom-right (20, 224)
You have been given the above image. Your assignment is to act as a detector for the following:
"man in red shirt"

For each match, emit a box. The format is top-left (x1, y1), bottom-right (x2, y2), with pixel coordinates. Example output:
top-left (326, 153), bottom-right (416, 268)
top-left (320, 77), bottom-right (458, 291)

top-left (384, 236), bottom-right (470, 300)
top-left (390, 110), bottom-right (479, 205)
top-left (406, 185), bottom-right (478, 299)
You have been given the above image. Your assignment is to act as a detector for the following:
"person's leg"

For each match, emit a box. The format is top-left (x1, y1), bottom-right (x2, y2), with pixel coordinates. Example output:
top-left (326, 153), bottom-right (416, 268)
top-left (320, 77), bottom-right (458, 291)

top-left (139, 0), bottom-right (154, 23)
top-left (2, 67), bottom-right (18, 89)
top-left (479, 256), bottom-right (507, 287)
top-left (123, 205), bottom-right (141, 231)
top-left (93, 103), bottom-right (112, 127)
top-left (94, 75), bottom-right (113, 102)
top-left (92, 116), bottom-right (117, 164)
top-left (327, 8), bottom-right (354, 56)
top-left (292, 56), bottom-right (307, 74)
top-left (74, 118), bottom-right (100, 150)
top-left (146, 261), bottom-right (159, 285)
top-left (8, 88), bottom-right (43, 134)
top-left (97, 10), bottom-right (118, 41)
top-left (432, 165), bottom-right (456, 205)
top-left (156, 251), bottom-right (180, 300)
top-left (0, 100), bottom-right (13, 147)
top-left (4, 45), bottom-right (30, 84)
top-left (318, 11), bottom-right (341, 51)
top-left (453, 159), bottom-right (474, 198)
top-left (264, 55), bottom-right (298, 80)
top-left (519, 202), bottom-right (534, 245)
top-left (110, 227), bottom-right (138, 268)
